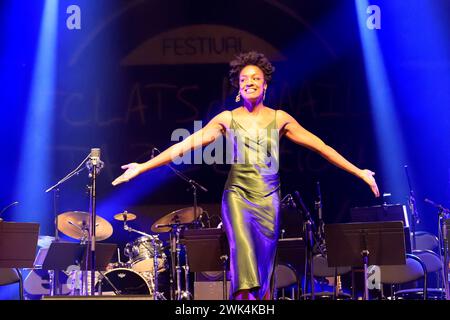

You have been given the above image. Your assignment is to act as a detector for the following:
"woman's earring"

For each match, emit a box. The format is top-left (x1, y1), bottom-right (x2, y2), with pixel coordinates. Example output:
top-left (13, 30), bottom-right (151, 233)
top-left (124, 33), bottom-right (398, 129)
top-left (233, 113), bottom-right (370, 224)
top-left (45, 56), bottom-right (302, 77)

top-left (235, 91), bottom-right (241, 103)
top-left (263, 89), bottom-right (266, 101)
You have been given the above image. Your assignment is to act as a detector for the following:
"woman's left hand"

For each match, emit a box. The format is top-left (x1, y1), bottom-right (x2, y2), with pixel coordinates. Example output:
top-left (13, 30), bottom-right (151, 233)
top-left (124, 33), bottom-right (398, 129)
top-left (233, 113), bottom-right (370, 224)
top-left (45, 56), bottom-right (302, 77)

top-left (359, 169), bottom-right (380, 197)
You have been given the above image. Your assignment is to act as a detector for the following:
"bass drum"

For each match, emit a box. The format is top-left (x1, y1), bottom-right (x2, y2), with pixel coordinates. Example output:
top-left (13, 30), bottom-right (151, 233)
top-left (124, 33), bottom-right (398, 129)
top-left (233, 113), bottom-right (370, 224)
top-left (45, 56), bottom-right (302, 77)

top-left (96, 268), bottom-right (151, 296)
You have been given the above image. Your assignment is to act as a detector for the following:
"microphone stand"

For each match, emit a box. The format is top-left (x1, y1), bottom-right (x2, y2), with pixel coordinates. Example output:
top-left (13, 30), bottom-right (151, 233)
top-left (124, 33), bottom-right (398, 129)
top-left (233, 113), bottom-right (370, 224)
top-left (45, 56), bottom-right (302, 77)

top-left (152, 147), bottom-right (207, 300)
top-left (424, 198), bottom-right (450, 299)
top-left (45, 154), bottom-right (89, 295)
top-left (86, 150), bottom-right (104, 296)
top-left (405, 165), bottom-right (419, 250)
top-left (153, 148), bottom-right (207, 218)
top-left (293, 191), bottom-right (316, 300)
top-left (315, 182), bottom-right (325, 251)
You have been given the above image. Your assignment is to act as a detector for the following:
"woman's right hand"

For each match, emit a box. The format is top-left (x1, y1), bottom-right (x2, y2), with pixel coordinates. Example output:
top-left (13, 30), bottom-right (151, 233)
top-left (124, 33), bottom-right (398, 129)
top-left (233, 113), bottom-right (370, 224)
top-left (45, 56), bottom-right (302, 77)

top-left (112, 163), bottom-right (143, 186)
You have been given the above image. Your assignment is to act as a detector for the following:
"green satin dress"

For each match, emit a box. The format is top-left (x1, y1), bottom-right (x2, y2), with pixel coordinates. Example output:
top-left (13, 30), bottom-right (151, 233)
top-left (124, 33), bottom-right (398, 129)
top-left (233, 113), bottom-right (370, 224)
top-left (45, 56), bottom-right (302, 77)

top-left (222, 109), bottom-right (280, 299)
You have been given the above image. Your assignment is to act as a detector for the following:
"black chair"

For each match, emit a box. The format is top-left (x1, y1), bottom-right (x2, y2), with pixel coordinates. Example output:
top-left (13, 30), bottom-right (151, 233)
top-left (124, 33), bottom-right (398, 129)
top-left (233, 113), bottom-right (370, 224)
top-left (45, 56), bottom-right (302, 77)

top-left (0, 268), bottom-right (24, 300)
top-left (303, 254), bottom-right (352, 300)
top-left (379, 253), bottom-right (428, 300)
top-left (394, 250), bottom-right (445, 300)
top-left (414, 232), bottom-right (440, 252)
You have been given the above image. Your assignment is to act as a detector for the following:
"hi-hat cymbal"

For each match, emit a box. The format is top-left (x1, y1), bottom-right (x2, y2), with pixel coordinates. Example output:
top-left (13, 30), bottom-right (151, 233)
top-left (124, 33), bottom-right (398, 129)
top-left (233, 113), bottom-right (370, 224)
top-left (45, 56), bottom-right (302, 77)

top-left (151, 207), bottom-right (203, 233)
top-left (114, 211), bottom-right (137, 221)
top-left (57, 211), bottom-right (113, 241)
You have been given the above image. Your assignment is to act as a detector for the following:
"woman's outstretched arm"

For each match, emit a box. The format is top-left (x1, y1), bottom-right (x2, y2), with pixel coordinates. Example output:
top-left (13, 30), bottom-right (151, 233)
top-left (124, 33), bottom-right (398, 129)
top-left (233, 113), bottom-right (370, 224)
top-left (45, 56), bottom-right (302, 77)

top-left (112, 111), bottom-right (230, 186)
top-left (278, 110), bottom-right (380, 197)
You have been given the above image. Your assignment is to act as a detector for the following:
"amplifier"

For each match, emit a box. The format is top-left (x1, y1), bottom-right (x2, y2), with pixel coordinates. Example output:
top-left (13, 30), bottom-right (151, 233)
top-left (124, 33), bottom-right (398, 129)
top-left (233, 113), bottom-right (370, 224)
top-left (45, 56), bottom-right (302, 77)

top-left (194, 281), bottom-right (230, 300)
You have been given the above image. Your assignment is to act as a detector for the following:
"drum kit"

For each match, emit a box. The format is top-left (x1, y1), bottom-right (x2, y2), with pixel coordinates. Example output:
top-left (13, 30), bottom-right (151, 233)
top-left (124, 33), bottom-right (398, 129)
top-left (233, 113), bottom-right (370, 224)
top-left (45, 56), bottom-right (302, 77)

top-left (27, 206), bottom-right (204, 300)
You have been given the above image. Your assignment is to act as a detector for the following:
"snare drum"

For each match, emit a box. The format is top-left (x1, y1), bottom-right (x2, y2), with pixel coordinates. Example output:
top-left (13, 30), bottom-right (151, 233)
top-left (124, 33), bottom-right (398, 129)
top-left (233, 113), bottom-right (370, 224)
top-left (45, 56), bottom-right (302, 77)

top-left (96, 268), bottom-right (151, 295)
top-left (124, 236), bottom-right (167, 272)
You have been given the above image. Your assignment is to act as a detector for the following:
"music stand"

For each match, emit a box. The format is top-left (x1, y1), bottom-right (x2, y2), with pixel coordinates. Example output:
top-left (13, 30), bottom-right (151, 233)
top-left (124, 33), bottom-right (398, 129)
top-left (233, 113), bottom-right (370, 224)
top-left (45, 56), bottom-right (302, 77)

top-left (0, 222), bottom-right (39, 268)
top-left (276, 237), bottom-right (305, 275)
top-left (182, 228), bottom-right (229, 299)
top-left (42, 242), bottom-right (83, 271)
top-left (42, 242), bottom-right (116, 296)
top-left (350, 205), bottom-right (412, 253)
top-left (42, 242), bottom-right (117, 271)
top-left (350, 204), bottom-right (409, 227)
top-left (325, 221), bottom-right (406, 300)
top-left (80, 243), bottom-right (117, 271)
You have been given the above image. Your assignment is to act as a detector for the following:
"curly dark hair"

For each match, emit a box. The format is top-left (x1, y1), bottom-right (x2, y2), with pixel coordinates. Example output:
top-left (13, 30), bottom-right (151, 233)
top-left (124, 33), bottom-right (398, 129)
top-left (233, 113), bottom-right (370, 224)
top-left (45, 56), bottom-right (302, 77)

top-left (228, 51), bottom-right (275, 88)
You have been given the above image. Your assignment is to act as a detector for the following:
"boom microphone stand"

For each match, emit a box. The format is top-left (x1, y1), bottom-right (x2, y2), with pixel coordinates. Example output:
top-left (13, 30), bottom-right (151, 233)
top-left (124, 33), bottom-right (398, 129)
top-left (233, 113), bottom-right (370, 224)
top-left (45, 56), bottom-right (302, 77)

top-left (152, 147), bottom-right (208, 224)
top-left (405, 165), bottom-right (419, 250)
top-left (315, 182), bottom-right (326, 253)
top-left (45, 153), bottom-right (90, 295)
top-left (152, 147), bottom-right (207, 300)
top-left (292, 191), bottom-right (316, 300)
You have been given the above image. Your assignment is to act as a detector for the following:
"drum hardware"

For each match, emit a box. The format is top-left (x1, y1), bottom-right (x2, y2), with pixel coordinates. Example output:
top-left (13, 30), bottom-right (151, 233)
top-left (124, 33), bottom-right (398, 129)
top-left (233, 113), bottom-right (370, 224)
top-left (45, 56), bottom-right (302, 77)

top-left (424, 198), bottom-right (450, 300)
top-left (152, 147), bottom-right (208, 299)
top-left (151, 148), bottom-right (207, 231)
top-left (116, 213), bottom-right (166, 300)
top-left (154, 221), bottom-right (192, 300)
top-left (67, 220), bottom-right (88, 243)
top-left (151, 206), bottom-right (203, 300)
top-left (180, 244), bottom-right (193, 300)
top-left (220, 254), bottom-right (229, 300)
top-left (288, 191), bottom-right (327, 300)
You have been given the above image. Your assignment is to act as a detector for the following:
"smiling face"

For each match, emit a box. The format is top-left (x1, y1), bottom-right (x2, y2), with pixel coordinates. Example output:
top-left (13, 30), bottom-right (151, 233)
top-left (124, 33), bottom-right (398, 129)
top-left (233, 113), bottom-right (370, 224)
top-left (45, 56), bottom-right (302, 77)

top-left (239, 65), bottom-right (267, 104)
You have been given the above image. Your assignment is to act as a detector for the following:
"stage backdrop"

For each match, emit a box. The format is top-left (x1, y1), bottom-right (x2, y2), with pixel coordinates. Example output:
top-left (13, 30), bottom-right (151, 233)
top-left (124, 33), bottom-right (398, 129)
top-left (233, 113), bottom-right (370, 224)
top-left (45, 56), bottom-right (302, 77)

top-left (1, 0), bottom-right (449, 249)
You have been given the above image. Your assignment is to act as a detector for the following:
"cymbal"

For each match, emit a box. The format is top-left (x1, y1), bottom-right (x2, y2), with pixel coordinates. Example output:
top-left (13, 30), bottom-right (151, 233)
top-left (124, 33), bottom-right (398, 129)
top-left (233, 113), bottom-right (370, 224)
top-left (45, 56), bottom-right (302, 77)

top-left (114, 211), bottom-right (137, 222)
top-left (151, 207), bottom-right (203, 233)
top-left (37, 235), bottom-right (55, 248)
top-left (57, 211), bottom-right (113, 241)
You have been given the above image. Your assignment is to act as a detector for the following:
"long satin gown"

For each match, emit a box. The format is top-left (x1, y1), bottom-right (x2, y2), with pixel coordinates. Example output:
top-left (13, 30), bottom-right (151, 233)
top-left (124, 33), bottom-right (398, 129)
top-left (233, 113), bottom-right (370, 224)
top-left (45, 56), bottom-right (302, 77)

top-left (222, 109), bottom-right (281, 299)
